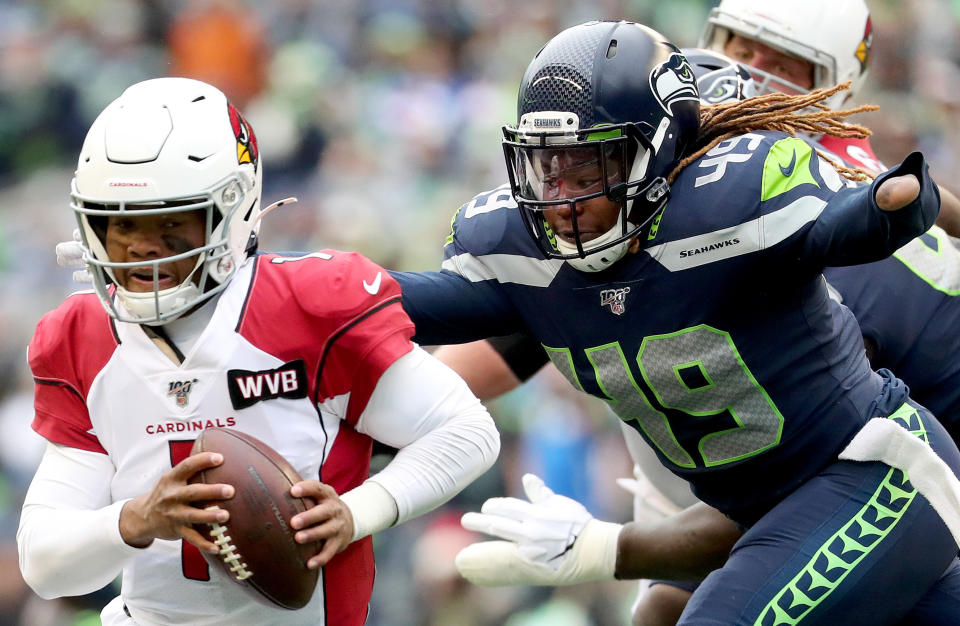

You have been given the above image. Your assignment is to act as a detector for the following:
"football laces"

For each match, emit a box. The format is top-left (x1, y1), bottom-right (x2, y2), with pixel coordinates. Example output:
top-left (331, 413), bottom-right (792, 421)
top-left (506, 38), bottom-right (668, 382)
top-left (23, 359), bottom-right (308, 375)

top-left (205, 505), bottom-right (253, 580)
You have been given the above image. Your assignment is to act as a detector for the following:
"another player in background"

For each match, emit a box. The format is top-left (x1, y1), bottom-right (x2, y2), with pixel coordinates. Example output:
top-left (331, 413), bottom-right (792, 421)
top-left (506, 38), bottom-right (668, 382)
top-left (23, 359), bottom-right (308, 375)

top-left (17, 78), bottom-right (499, 626)
top-left (394, 20), bottom-right (960, 624)
top-left (700, 0), bottom-right (960, 233)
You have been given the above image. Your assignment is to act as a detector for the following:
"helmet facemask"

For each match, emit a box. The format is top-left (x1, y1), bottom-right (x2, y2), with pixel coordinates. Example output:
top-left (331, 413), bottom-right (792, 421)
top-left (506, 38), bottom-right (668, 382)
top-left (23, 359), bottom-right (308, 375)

top-left (504, 22), bottom-right (700, 273)
top-left (72, 172), bottom-right (255, 325)
top-left (503, 113), bottom-right (670, 272)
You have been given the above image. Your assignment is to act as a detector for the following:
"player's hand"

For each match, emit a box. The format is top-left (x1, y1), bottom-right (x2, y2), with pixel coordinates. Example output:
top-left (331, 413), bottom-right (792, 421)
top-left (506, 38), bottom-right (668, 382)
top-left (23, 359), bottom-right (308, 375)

top-left (54, 228), bottom-right (92, 283)
top-left (120, 452), bottom-right (235, 552)
top-left (455, 473), bottom-right (621, 586)
top-left (615, 463), bottom-right (683, 522)
top-left (289, 480), bottom-right (355, 569)
top-left (875, 174), bottom-right (921, 212)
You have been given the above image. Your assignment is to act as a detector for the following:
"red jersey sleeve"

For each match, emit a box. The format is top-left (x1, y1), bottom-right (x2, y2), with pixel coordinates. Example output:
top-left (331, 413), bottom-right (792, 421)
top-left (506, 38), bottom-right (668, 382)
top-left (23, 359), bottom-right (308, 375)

top-left (239, 252), bottom-right (415, 425)
top-left (28, 293), bottom-right (118, 454)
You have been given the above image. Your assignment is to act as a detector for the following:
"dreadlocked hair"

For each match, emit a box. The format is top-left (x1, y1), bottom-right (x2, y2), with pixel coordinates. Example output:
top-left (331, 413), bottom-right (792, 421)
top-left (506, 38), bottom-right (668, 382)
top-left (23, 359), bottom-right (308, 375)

top-left (667, 82), bottom-right (878, 184)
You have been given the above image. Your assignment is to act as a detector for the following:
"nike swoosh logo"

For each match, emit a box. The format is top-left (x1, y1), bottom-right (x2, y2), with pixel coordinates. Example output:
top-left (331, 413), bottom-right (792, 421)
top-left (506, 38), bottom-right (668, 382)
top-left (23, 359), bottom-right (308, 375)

top-left (780, 150), bottom-right (797, 177)
top-left (363, 272), bottom-right (382, 295)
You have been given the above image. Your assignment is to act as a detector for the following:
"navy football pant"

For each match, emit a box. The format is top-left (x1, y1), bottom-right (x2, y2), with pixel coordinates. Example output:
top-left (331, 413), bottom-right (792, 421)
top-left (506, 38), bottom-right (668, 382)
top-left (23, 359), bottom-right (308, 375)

top-left (678, 404), bottom-right (960, 625)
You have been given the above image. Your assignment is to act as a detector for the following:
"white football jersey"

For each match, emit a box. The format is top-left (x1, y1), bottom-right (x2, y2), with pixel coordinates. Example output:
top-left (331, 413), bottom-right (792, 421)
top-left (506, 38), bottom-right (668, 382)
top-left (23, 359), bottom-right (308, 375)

top-left (28, 251), bottom-right (415, 625)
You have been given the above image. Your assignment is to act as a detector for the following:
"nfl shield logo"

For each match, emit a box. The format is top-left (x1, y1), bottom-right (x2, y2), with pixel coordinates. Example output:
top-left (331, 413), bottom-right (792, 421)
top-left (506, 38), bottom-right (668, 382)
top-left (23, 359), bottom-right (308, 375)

top-left (600, 287), bottom-right (631, 315)
top-left (168, 379), bottom-right (198, 407)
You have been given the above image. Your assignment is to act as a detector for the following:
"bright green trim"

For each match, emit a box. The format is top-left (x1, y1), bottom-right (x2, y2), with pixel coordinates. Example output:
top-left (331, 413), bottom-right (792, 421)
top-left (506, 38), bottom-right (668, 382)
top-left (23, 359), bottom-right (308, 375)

top-left (754, 404), bottom-right (926, 625)
top-left (761, 138), bottom-right (819, 202)
top-left (586, 124), bottom-right (622, 141)
top-left (638, 325), bottom-right (784, 467)
top-left (444, 205), bottom-right (463, 246)
top-left (673, 360), bottom-right (714, 392)
top-left (647, 208), bottom-right (664, 241)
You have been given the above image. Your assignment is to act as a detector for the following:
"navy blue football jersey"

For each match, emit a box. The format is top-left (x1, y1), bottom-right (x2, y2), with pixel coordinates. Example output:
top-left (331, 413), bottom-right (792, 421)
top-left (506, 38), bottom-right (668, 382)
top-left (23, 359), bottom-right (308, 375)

top-left (825, 226), bottom-right (960, 439)
top-left (394, 131), bottom-right (939, 521)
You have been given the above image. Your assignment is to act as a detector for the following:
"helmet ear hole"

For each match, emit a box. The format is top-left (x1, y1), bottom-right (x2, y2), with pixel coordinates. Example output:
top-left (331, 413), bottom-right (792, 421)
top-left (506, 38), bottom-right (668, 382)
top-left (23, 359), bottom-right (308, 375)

top-left (87, 214), bottom-right (108, 245)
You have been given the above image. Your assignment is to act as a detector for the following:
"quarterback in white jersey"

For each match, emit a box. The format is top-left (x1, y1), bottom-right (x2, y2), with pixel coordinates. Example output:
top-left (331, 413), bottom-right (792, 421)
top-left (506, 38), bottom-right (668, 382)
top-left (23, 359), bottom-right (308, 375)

top-left (17, 78), bottom-right (500, 626)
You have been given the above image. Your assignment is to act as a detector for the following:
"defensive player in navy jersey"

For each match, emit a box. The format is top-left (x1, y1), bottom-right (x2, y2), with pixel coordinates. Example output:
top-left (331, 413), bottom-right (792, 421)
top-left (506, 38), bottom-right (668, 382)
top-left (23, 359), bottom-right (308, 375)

top-left (436, 50), bottom-right (960, 626)
top-left (391, 20), bottom-right (960, 624)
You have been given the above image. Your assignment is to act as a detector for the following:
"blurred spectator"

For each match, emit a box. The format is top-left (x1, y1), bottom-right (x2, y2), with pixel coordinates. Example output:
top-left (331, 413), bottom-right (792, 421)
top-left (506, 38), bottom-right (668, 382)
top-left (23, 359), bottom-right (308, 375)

top-left (167, 0), bottom-right (269, 107)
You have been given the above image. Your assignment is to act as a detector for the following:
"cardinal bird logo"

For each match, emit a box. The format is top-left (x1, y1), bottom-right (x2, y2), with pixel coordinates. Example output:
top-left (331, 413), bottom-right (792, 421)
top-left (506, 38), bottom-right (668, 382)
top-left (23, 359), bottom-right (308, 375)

top-left (856, 17), bottom-right (873, 72)
top-left (228, 103), bottom-right (259, 172)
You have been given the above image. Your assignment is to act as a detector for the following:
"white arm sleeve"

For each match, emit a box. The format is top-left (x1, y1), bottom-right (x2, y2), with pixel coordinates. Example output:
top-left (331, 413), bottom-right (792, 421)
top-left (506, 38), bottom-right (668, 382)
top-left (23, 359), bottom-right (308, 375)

top-left (17, 442), bottom-right (143, 599)
top-left (344, 346), bottom-right (500, 539)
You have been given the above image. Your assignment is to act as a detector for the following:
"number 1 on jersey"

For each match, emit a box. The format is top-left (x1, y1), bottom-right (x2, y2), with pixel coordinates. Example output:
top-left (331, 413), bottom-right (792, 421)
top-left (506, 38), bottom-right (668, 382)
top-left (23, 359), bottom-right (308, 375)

top-left (169, 440), bottom-right (210, 581)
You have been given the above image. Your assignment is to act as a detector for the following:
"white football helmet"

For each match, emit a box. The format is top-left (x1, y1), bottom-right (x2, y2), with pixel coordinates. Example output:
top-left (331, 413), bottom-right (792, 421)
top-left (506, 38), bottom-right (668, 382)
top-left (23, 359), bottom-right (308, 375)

top-left (699, 0), bottom-right (873, 109)
top-left (70, 77), bottom-right (263, 325)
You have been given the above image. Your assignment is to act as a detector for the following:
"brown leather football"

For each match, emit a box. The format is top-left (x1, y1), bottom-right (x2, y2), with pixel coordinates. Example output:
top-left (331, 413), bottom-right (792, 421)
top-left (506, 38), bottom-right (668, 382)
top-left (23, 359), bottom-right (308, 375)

top-left (189, 427), bottom-right (320, 609)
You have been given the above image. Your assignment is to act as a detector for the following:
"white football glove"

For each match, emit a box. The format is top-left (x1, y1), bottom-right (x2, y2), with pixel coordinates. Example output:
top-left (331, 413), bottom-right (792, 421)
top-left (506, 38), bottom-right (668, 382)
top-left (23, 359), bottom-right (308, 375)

top-left (455, 473), bottom-right (621, 586)
top-left (616, 463), bottom-right (683, 522)
top-left (55, 229), bottom-right (92, 283)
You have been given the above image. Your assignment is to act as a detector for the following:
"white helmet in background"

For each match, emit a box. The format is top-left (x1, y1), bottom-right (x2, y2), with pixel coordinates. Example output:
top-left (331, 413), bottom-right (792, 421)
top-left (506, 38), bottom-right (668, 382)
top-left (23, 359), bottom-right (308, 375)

top-left (699, 0), bottom-right (873, 109)
top-left (71, 77), bottom-right (262, 325)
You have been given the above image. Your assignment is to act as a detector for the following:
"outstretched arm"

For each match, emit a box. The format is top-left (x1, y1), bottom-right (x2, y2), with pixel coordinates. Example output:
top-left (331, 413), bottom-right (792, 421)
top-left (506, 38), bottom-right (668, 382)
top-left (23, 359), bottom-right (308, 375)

top-left (455, 474), bottom-right (742, 587)
top-left (934, 185), bottom-right (960, 237)
top-left (433, 333), bottom-right (549, 401)
top-left (615, 502), bottom-right (741, 581)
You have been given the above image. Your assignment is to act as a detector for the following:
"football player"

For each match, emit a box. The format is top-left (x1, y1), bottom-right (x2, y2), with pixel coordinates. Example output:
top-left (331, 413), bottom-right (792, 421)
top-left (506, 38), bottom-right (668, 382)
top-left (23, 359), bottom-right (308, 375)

top-left (701, 0), bottom-right (960, 234)
top-left (393, 20), bottom-right (960, 624)
top-left (17, 78), bottom-right (500, 626)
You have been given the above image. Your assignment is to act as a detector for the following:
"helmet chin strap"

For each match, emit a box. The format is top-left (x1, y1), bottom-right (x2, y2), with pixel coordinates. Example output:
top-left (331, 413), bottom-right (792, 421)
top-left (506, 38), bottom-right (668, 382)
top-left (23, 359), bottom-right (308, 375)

top-left (556, 137), bottom-right (654, 273)
top-left (116, 281), bottom-right (204, 325)
top-left (556, 213), bottom-right (637, 273)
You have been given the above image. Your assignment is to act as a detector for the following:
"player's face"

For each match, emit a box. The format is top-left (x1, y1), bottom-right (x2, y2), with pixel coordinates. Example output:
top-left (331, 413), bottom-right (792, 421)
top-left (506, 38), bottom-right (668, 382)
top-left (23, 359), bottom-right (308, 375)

top-left (723, 34), bottom-right (814, 93)
top-left (535, 148), bottom-right (622, 244)
top-left (104, 209), bottom-right (206, 292)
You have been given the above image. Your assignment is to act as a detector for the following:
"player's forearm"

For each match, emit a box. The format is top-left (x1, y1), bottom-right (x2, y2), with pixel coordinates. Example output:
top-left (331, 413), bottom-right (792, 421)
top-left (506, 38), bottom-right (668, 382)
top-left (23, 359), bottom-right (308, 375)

top-left (934, 185), bottom-right (960, 237)
top-left (367, 396), bottom-right (499, 525)
top-left (434, 340), bottom-right (523, 400)
top-left (18, 499), bottom-right (136, 598)
top-left (354, 347), bottom-right (500, 527)
top-left (614, 503), bottom-right (742, 581)
top-left (17, 443), bottom-right (141, 598)
top-left (810, 153), bottom-right (938, 267)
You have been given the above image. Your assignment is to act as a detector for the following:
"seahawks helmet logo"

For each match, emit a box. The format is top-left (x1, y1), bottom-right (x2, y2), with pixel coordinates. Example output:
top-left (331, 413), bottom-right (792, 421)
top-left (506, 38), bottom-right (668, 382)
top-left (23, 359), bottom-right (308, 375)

top-left (697, 65), bottom-right (757, 105)
top-left (650, 53), bottom-right (699, 115)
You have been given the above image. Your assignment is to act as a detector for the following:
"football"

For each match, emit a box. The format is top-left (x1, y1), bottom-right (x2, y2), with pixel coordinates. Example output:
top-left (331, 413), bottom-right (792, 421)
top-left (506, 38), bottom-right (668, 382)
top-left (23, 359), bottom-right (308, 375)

top-left (189, 427), bottom-right (320, 610)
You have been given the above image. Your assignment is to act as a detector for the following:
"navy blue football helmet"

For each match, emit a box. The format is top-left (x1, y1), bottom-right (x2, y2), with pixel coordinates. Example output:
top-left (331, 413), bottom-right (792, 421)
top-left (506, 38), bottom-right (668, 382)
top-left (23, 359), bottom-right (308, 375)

top-left (503, 21), bottom-right (700, 272)
top-left (681, 47), bottom-right (757, 105)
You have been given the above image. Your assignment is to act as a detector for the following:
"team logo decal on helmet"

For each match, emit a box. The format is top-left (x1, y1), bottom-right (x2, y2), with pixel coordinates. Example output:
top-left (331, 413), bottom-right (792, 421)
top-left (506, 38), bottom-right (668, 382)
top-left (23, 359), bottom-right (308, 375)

top-left (650, 53), bottom-right (699, 115)
top-left (228, 103), bottom-right (259, 171)
top-left (856, 17), bottom-right (873, 72)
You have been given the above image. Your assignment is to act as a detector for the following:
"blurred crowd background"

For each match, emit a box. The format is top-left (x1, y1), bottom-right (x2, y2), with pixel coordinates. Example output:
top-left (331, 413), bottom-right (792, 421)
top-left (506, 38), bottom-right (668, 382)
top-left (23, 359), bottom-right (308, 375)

top-left (0, 0), bottom-right (957, 624)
